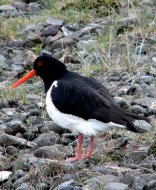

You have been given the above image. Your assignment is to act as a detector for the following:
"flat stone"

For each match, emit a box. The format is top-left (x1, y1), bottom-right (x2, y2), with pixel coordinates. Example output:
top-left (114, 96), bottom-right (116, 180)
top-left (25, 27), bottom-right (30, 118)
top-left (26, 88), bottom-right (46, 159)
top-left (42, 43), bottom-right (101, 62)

top-left (56, 179), bottom-right (75, 190)
top-left (104, 182), bottom-right (128, 190)
top-left (46, 18), bottom-right (64, 27)
top-left (51, 37), bottom-right (74, 51)
top-left (0, 171), bottom-right (12, 182)
top-left (41, 26), bottom-right (59, 37)
top-left (13, 174), bottom-right (30, 189)
top-left (16, 183), bottom-right (35, 190)
top-left (133, 97), bottom-right (156, 108)
top-left (0, 55), bottom-right (8, 70)
top-left (83, 175), bottom-right (119, 189)
top-left (33, 144), bottom-right (65, 159)
top-left (33, 131), bottom-right (60, 146)
top-left (0, 5), bottom-right (16, 11)
top-left (0, 133), bottom-right (37, 147)
top-left (133, 120), bottom-right (152, 131)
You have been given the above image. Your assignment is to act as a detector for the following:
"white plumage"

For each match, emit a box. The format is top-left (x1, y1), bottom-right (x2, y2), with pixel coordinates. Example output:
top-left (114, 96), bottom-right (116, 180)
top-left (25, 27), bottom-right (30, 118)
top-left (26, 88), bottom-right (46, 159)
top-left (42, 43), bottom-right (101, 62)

top-left (46, 81), bottom-right (126, 136)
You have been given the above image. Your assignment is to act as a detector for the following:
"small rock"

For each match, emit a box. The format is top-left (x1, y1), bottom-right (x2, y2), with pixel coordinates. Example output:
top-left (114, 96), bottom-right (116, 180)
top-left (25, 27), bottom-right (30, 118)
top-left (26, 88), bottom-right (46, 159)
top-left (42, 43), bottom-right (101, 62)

top-left (5, 145), bottom-right (19, 156)
top-left (104, 182), bottom-right (128, 190)
top-left (13, 174), bottom-right (30, 188)
top-left (51, 37), bottom-right (74, 51)
top-left (28, 109), bottom-right (40, 116)
top-left (114, 97), bottom-right (131, 109)
top-left (0, 54), bottom-right (8, 71)
top-left (24, 33), bottom-right (42, 46)
top-left (33, 145), bottom-right (65, 159)
top-left (5, 120), bottom-right (26, 135)
top-left (0, 171), bottom-right (12, 182)
top-left (133, 120), bottom-right (152, 131)
top-left (28, 3), bottom-right (41, 13)
top-left (56, 179), bottom-right (75, 190)
top-left (77, 40), bottom-right (96, 49)
top-left (83, 175), bottom-right (119, 190)
top-left (0, 5), bottom-right (16, 11)
top-left (133, 97), bottom-right (156, 108)
top-left (129, 105), bottom-right (146, 115)
top-left (46, 18), bottom-right (64, 27)
top-left (23, 132), bottom-right (36, 141)
top-left (41, 25), bottom-right (59, 37)
top-left (42, 121), bottom-right (66, 134)
top-left (33, 131), bottom-right (60, 146)
top-left (16, 183), bottom-right (35, 190)
top-left (0, 133), bottom-right (37, 147)
top-left (36, 183), bottom-right (50, 190)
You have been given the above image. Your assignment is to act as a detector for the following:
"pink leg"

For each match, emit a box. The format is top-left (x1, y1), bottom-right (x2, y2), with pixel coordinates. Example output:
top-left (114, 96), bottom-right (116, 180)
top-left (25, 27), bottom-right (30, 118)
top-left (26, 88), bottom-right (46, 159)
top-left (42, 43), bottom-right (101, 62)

top-left (82, 136), bottom-right (94, 159)
top-left (65, 134), bottom-right (83, 162)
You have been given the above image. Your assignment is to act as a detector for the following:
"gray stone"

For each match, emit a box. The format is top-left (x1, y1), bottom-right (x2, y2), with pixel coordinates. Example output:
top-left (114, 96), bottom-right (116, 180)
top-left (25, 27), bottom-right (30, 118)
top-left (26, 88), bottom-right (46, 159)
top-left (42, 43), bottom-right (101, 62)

top-left (41, 121), bottom-right (66, 134)
top-left (5, 146), bottom-right (18, 156)
top-left (79, 23), bottom-right (102, 37)
top-left (133, 97), bottom-right (156, 108)
top-left (41, 26), bottom-right (59, 37)
top-left (23, 132), bottom-right (36, 141)
top-left (2, 108), bottom-right (17, 116)
top-left (33, 131), bottom-right (60, 146)
top-left (0, 55), bottom-right (8, 71)
top-left (56, 179), bottom-right (75, 190)
top-left (77, 40), bottom-right (96, 49)
top-left (83, 175), bottom-right (119, 190)
top-left (51, 37), bottom-right (74, 51)
top-left (104, 182), bottom-right (128, 190)
top-left (61, 26), bottom-right (75, 36)
top-left (143, 179), bottom-right (156, 189)
top-left (24, 33), bottom-right (42, 46)
top-left (0, 171), bottom-right (12, 182)
top-left (129, 105), bottom-right (146, 115)
top-left (28, 3), bottom-right (41, 13)
top-left (13, 174), bottom-right (30, 188)
top-left (0, 5), bottom-right (16, 11)
top-left (116, 14), bottom-right (139, 31)
top-left (140, 0), bottom-right (154, 6)
top-left (35, 183), bottom-right (50, 190)
top-left (0, 133), bottom-right (37, 147)
top-left (114, 97), bottom-right (131, 109)
top-left (5, 120), bottom-right (26, 135)
top-left (16, 183), bottom-right (35, 190)
top-left (133, 120), bottom-right (152, 131)
top-left (33, 145), bottom-right (65, 159)
top-left (46, 18), bottom-right (64, 27)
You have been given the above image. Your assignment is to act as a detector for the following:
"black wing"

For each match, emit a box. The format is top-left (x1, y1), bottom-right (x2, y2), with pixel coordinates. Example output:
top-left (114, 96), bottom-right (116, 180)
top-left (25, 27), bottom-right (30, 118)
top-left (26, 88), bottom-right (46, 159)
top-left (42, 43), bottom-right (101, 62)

top-left (51, 79), bottom-right (148, 133)
top-left (51, 80), bottom-right (123, 124)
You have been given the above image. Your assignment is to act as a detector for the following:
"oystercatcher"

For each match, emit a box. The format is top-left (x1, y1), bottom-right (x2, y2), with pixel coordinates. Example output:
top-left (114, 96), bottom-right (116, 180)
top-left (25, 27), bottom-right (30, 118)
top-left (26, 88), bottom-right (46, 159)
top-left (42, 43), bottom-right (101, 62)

top-left (11, 54), bottom-right (148, 161)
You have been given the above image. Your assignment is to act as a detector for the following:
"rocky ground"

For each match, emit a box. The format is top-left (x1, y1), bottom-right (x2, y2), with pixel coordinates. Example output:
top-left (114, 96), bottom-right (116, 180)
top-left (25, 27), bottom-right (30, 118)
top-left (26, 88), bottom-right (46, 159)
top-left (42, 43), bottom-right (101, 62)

top-left (0, 0), bottom-right (156, 189)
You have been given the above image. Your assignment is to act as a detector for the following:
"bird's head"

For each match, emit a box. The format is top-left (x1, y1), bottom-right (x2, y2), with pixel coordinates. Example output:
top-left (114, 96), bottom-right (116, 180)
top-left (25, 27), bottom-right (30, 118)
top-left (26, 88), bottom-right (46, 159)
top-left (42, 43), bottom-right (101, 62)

top-left (11, 54), bottom-right (67, 89)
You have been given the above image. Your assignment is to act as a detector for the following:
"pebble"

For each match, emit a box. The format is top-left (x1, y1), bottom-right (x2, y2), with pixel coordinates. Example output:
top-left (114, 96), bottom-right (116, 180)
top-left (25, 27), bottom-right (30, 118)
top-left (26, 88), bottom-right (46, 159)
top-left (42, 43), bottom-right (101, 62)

top-left (33, 145), bottom-right (65, 159)
top-left (104, 182), bottom-right (128, 190)
top-left (33, 131), bottom-right (60, 146)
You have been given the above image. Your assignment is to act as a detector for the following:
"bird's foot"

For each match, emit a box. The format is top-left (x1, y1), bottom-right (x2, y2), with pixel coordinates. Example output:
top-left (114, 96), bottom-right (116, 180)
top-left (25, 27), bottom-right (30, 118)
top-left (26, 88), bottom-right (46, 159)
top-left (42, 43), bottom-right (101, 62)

top-left (65, 156), bottom-right (81, 162)
top-left (65, 154), bottom-right (91, 162)
top-left (81, 154), bottom-right (92, 160)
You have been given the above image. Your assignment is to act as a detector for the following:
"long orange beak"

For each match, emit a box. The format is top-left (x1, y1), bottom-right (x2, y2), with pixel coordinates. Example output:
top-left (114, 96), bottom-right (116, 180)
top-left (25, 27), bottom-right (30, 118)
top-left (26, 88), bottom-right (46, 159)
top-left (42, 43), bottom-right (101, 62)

top-left (11, 69), bottom-right (36, 88)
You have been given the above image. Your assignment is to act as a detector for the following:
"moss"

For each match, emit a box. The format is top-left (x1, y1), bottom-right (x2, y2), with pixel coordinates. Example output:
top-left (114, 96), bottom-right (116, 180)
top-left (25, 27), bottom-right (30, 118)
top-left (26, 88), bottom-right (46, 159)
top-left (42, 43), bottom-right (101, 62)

top-left (148, 141), bottom-right (156, 157)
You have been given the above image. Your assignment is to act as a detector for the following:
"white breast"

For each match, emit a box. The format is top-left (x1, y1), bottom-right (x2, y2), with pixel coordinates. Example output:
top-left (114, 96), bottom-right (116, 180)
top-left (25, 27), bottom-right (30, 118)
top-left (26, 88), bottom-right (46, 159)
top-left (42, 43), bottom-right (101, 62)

top-left (46, 81), bottom-right (126, 136)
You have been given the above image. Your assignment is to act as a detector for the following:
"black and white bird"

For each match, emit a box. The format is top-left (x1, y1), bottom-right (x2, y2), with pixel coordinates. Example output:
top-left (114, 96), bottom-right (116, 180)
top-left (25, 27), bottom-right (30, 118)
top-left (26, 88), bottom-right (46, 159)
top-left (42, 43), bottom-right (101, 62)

top-left (11, 54), bottom-right (148, 161)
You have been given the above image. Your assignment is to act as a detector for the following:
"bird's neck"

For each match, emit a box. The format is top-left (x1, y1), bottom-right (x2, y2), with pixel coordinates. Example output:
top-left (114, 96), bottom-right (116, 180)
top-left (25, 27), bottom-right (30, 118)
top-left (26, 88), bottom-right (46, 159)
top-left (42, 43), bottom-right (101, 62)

top-left (43, 69), bottom-right (68, 93)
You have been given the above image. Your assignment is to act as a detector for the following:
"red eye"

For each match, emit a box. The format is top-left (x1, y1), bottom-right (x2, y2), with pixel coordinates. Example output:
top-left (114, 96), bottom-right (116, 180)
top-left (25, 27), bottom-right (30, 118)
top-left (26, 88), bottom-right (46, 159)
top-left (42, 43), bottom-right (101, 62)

top-left (38, 61), bottom-right (43, 67)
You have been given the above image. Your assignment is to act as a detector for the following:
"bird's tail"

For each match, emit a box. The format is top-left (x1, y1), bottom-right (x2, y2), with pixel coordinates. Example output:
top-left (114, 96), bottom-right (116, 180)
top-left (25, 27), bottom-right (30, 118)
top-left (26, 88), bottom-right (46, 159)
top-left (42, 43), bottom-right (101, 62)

top-left (121, 111), bottom-right (149, 133)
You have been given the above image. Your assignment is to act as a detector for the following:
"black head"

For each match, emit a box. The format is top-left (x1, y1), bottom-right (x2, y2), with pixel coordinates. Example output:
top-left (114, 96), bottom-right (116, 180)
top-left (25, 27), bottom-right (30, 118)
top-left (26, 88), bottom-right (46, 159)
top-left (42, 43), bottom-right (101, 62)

top-left (11, 55), bottom-right (67, 92)
top-left (34, 55), bottom-right (67, 79)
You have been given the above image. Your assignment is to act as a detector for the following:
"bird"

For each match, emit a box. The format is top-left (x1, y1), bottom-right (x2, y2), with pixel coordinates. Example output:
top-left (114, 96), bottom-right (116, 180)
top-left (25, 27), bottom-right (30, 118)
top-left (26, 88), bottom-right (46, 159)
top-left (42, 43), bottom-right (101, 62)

top-left (11, 54), bottom-right (148, 162)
